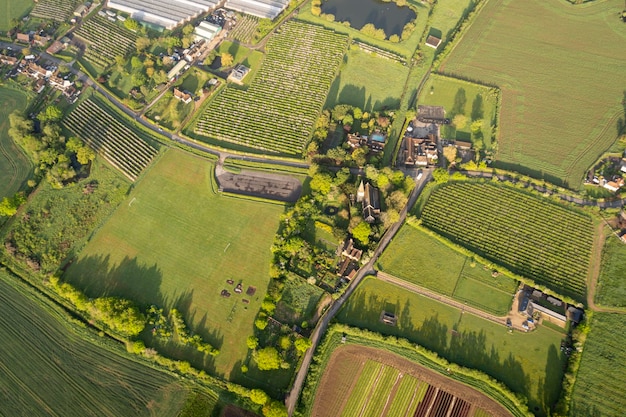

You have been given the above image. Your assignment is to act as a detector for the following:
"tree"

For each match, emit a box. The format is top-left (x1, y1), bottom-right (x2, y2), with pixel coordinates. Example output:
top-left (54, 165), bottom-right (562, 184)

top-left (443, 146), bottom-right (457, 165)
top-left (433, 168), bottom-right (450, 184)
top-left (453, 114), bottom-right (467, 129)
top-left (263, 401), bottom-right (288, 417)
top-left (310, 173), bottom-right (332, 195)
top-left (352, 221), bottom-right (371, 245)
top-left (221, 52), bottom-right (234, 67)
top-left (246, 336), bottom-right (259, 350)
top-left (131, 56), bottom-right (143, 71)
top-left (0, 192), bottom-right (26, 217)
top-left (76, 146), bottom-right (96, 165)
top-left (136, 37), bottom-right (151, 53)
top-left (254, 347), bottom-right (281, 370)
top-left (261, 300), bottom-right (276, 314)
top-left (124, 19), bottom-right (140, 31)
top-left (255, 313), bottom-right (268, 330)
top-left (131, 72), bottom-right (146, 87)
top-left (386, 190), bottom-right (408, 211)
top-left (39, 105), bottom-right (62, 122)
top-left (90, 297), bottom-right (145, 337)
top-left (182, 24), bottom-right (194, 36)
top-left (279, 335), bottom-right (291, 350)
top-left (294, 337), bottom-right (312, 354)
top-left (250, 389), bottom-right (270, 405)
top-left (352, 107), bottom-right (362, 120)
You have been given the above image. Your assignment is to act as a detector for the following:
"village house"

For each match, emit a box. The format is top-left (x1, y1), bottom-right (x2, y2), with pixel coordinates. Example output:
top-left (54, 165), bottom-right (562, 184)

top-left (346, 131), bottom-right (387, 154)
top-left (0, 54), bottom-right (18, 66)
top-left (603, 177), bottom-right (624, 192)
top-left (173, 87), bottom-right (193, 104)
top-left (357, 181), bottom-right (381, 223)
top-left (46, 40), bottom-right (64, 55)
top-left (340, 238), bottom-right (363, 262)
top-left (403, 135), bottom-right (438, 167)
top-left (23, 62), bottom-right (51, 79)
top-left (16, 33), bottom-right (30, 43)
top-left (33, 34), bottom-right (50, 47)
top-left (336, 238), bottom-right (362, 281)
top-left (34, 78), bottom-right (46, 94)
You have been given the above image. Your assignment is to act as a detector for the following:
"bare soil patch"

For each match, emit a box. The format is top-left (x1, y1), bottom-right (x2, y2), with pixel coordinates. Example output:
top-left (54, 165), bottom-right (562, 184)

top-left (311, 344), bottom-right (513, 417)
top-left (221, 404), bottom-right (260, 417)
top-left (216, 166), bottom-right (302, 202)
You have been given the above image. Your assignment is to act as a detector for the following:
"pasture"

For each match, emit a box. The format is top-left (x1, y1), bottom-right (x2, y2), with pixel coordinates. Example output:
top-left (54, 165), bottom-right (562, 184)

top-left (595, 234), bottom-right (626, 308)
top-left (418, 74), bottom-right (497, 147)
top-left (194, 21), bottom-right (348, 155)
top-left (325, 48), bottom-right (409, 111)
top-left (377, 224), bottom-right (517, 315)
top-left (427, 0), bottom-right (477, 45)
top-left (338, 277), bottom-right (567, 416)
top-left (439, 0), bottom-right (626, 187)
top-left (0, 270), bottom-right (213, 417)
top-left (571, 313), bottom-right (626, 416)
top-left (0, 86), bottom-right (31, 200)
top-left (0, 0), bottom-right (33, 30)
top-left (63, 149), bottom-right (284, 380)
top-left (420, 181), bottom-right (594, 301)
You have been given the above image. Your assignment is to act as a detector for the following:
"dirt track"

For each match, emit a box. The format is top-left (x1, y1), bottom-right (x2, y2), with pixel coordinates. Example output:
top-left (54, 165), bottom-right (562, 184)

top-left (311, 344), bottom-right (514, 417)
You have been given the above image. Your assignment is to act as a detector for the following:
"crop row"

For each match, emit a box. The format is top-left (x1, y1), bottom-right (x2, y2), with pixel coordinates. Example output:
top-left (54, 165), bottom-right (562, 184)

top-left (31, 0), bottom-right (77, 22)
top-left (195, 21), bottom-right (348, 155)
top-left (63, 98), bottom-right (158, 181)
top-left (76, 16), bottom-right (137, 62)
top-left (230, 15), bottom-right (259, 43)
top-left (421, 182), bottom-right (593, 299)
top-left (340, 360), bottom-right (382, 416)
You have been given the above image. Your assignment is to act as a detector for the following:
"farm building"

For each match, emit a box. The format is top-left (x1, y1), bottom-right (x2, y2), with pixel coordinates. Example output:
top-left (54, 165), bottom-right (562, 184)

top-left (417, 105), bottom-right (448, 124)
top-left (425, 35), bottom-right (442, 49)
top-left (167, 60), bottom-right (187, 80)
top-left (106, 0), bottom-right (219, 30)
top-left (194, 21), bottom-right (221, 42)
top-left (227, 64), bottom-right (250, 84)
top-left (224, 0), bottom-right (289, 19)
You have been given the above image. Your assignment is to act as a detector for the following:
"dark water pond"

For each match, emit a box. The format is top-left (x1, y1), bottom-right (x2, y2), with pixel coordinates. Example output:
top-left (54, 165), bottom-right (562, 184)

top-left (321, 0), bottom-right (416, 37)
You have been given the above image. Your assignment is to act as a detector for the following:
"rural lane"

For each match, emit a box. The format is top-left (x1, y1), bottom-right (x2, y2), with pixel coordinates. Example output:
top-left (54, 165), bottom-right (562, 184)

top-left (285, 169), bottom-right (433, 416)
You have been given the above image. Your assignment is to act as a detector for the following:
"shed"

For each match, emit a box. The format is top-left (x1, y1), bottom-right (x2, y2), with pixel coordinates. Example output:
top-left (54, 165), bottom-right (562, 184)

top-left (425, 35), bottom-right (442, 49)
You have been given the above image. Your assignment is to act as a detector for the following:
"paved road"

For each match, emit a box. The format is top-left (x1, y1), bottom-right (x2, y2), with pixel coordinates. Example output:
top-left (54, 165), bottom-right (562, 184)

top-left (285, 169), bottom-right (433, 416)
top-left (375, 271), bottom-right (524, 331)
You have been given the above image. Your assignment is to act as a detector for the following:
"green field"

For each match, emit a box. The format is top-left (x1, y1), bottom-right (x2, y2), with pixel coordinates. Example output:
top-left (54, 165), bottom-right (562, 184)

top-left (571, 313), bottom-right (626, 416)
top-left (0, 0), bottom-right (33, 30)
top-left (0, 86), bottom-right (31, 200)
top-left (64, 149), bottom-right (284, 381)
top-left (428, 0), bottom-right (477, 45)
top-left (595, 234), bottom-right (626, 308)
top-left (440, 0), bottom-right (626, 187)
top-left (0, 270), bottom-right (213, 416)
top-left (418, 74), bottom-right (498, 147)
top-left (146, 91), bottom-right (194, 131)
top-left (325, 48), bottom-right (410, 111)
top-left (420, 181), bottom-right (594, 301)
top-left (338, 277), bottom-right (566, 415)
top-left (378, 224), bottom-right (517, 315)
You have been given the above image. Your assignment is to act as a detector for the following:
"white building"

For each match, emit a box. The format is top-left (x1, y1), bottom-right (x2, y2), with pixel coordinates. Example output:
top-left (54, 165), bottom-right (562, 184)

top-left (224, 0), bottom-right (289, 19)
top-left (194, 21), bottom-right (221, 42)
top-left (107, 0), bottom-right (219, 30)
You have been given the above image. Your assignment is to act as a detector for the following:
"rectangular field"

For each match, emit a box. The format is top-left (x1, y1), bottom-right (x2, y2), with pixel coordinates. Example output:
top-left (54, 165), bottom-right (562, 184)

top-left (420, 181), bottom-right (594, 301)
top-left (0, 0), bottom-right (33, 30)
top-left (0, 270), bottom-right (207, 417)
top-left (0, 86), bottom-right (31, 200)
top-left (337, 277), bottom-right (566, 415)
top-left (377, 225), bottom-right (517, 315)
top-left (30, 0), bottom-right (77, 22)
top-left (64, 96), bottom-right (159, 181)
top-left (75, 15), bottom-right (137, 69)
top-left (63, 149), bottom-right (284, 380)
top-left (594, 234), bottom-right (626, 308)
top-left (439, 0), bottom-right (626, 187)
top-left (193, 21), bottom-right (348, 155)
top-left (571, 313), bottom-right (626, 416)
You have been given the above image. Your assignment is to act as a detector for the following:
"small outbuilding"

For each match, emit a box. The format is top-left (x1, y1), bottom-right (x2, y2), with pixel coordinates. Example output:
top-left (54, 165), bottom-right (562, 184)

top-left (425, 35), bottom-right (442, 49)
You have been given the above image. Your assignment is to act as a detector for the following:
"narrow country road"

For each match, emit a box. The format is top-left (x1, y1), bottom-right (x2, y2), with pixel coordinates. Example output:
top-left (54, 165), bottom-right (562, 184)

top-left (375, 271), bottom-right (524, 331)
top-left (285, 169), bottom-right (433, 416)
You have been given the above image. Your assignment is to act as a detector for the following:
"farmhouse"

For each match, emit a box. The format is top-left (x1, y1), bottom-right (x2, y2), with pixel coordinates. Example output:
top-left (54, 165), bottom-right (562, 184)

top-left (227, 64), bottom-right (250, 84)
top-left (107, 0), bottom-right (219, 30)
top-left (425, 35), bottom-right (442, 49)
top-left (224, 0), bottom-right (290, 19)
top-left (194, 21), bottom-right (222, 42)
top-left (357, 181), bottom-right (381, 223)
top-left (173, 87), bottom-right (192, 103)
top-left (46, 40), bottom-right (64, 55)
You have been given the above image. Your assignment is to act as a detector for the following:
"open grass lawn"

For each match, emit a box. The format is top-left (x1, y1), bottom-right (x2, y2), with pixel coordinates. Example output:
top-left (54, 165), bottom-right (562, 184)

top-left (418, 74), bottom-right (498, 147)
top-left (0, 270), bottom-right (208, 417)
top-left (0, 0), bottom-right (33, 31)
top-left (325, 48), bottom-right (409, 111)
top-left (377, 225), bottom-right (517, 315)
top-left (0, 86), bottom-right (32, 200)
top-left (338, 278), bottom-right (566, 416)
top-left (64, 149), bottom-right (284, 382)
top-left (595, 234), bottom-right (626, 308)
top-left (440, 0), bottom-right (626, 187)
top-left (571, 313), bottom-right (626, 416)
top-left (146, 91), bottom-right (194, 131)
top-left (427, 0), bottom-right (477, 44)
top-left (178, 67), bottom-right (212, 96)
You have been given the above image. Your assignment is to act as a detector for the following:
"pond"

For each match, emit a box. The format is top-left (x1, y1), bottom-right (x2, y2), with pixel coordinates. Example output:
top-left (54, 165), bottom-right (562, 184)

top-left (321, 0), bottom-right (416, 38)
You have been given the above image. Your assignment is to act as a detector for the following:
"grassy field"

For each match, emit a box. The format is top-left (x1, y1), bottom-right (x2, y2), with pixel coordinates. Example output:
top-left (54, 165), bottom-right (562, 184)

top-left (571, 313), bottom-right (626, 416)
top-left (427, 0), bottom-right (477, 45)
top-left (420, 181), bottom-right (594, 301)
top-left (325, 48), bottom-right (409, 111)
top-left (418, 74), bottom-right (498, 147)
top-left (0, 86), bottom-right (32, 200)
top-left (595, 234), bottom-right (626, 308)
top-left (338, 277), bottom-right (567, 416)
top-left (146, 91), bottom-right (194, 131)
top-left (0, 0), bottom-right (33, 31)
top-left (377, 224), bottom-right (517, 315)
top-left (0, 270), bottom-right (213, 416)
top-left (64, 149), bottom-right (284, 383)
top-left (439, 0), bottom-right (626, 187)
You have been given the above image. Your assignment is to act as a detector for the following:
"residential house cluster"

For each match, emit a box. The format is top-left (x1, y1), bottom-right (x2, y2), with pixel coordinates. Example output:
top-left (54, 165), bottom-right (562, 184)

top-left (17, 58), bottom-right (80, 101)
top-left (346, 131), bottom-right (387, 154)
top-left (336, 238), bottom-right (362, 281)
